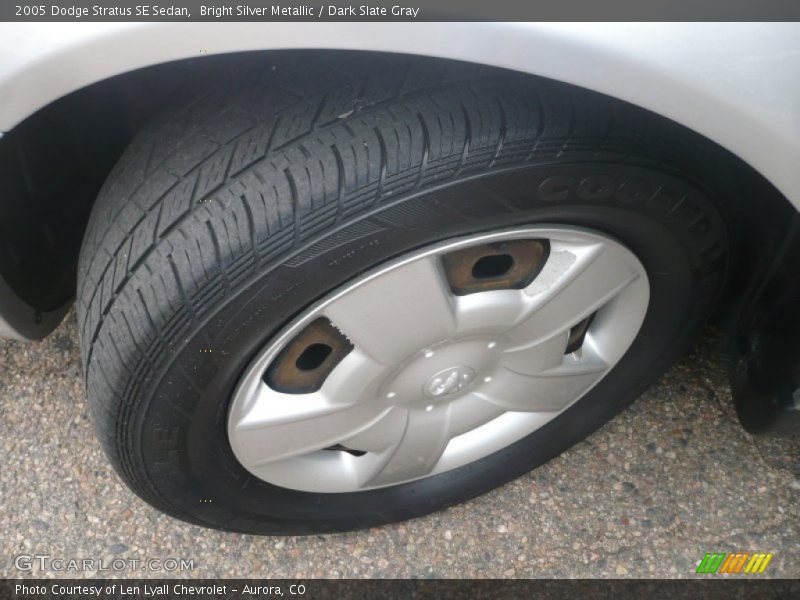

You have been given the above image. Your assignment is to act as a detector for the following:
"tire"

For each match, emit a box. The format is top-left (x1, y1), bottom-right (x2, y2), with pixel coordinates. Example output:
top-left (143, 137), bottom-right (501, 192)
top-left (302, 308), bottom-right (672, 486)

top-left (77, 55), bottom-right (728, 534)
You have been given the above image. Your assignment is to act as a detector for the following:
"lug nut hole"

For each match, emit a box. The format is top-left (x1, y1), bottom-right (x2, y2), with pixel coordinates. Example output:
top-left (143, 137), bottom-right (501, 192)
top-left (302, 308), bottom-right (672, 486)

top-left (442, 240), bottom-right (549, 295)
top-left (325, 444), bottom-right (367, 457)
top-left (471, 254), bottom-right (514, 280)
top-left (295, 343), bottom-right (333, 371)
top-left (565, 313), bottom-right (596, 354)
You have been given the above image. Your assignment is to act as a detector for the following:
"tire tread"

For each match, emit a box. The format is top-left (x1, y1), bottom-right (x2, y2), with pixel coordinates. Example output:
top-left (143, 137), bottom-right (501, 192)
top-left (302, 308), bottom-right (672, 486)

top-left (76, 55), bottom-right (729, 525)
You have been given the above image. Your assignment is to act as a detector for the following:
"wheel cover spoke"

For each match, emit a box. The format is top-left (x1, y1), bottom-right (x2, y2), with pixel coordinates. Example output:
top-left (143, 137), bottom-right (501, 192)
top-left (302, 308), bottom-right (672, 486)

top-left (323, 255), bottom-right (457, 365)
top-left (505, 240), bottom-right (642, 347)
top-left (477, 356), bottom-right (610, 413)
top-left (361, 405), bottom-right (452, 486)
top-left (499, 331), bottom-right (571, 375)
top-left (228, 226), bottom-right (649, 493)
top-left (240, 399), bottom-right (400, 466)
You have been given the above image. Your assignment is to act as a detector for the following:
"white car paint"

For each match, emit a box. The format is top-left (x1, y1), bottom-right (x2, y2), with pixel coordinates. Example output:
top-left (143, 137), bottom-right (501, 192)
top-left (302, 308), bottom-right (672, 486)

top-left (0, 22), bottom-right (799, 207)
top-left (0, 22), bottom-right (798, 340)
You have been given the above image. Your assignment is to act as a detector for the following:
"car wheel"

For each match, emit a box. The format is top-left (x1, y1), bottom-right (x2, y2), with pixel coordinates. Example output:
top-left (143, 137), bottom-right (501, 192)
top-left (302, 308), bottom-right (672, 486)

top-left (77, 57), bottom-right (727, 534)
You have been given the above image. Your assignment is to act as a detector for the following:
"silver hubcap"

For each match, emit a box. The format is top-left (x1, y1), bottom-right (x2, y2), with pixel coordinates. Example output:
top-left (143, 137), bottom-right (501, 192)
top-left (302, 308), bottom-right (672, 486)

top-left (228, 226), bottom-right (649, 493)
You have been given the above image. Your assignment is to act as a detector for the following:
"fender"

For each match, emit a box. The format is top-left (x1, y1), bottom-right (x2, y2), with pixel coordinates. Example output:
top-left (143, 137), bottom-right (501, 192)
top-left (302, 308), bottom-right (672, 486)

top-left (0, 22), bottom-right (798, 209)
top-left (0, 22), bottom-right (799, 341)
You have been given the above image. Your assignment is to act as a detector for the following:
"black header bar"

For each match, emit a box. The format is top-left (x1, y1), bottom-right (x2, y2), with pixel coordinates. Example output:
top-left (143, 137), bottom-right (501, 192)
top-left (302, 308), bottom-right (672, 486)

top-left (3, 0), bottom-right (800, 22)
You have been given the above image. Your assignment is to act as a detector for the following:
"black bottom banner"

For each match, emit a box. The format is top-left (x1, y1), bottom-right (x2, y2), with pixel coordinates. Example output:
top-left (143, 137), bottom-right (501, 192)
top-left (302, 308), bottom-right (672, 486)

top-left (3, 579), bottom-right (799, 600)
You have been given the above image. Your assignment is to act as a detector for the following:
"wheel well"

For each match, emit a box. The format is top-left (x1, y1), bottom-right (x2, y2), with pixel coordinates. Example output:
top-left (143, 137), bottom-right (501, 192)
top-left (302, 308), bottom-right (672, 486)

top-left (0, 49), bottom-right (794, 331)
top-left (0, 51), bottom-right (266, 314)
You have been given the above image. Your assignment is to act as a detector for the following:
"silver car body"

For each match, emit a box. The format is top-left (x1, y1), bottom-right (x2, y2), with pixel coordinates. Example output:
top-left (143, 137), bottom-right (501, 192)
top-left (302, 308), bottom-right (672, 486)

top-left (0, 22), bottom-right (799, 338)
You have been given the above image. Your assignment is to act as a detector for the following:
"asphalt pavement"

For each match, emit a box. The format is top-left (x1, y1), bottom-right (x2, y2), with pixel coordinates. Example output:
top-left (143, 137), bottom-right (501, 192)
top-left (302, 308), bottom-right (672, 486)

top-left (1, 311), bottom-right (798, 578)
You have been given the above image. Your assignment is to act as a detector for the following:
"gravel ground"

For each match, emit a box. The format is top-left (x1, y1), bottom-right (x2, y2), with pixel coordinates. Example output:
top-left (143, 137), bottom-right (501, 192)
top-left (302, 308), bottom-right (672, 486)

top-left (1, 310), bottom-right (798, 579)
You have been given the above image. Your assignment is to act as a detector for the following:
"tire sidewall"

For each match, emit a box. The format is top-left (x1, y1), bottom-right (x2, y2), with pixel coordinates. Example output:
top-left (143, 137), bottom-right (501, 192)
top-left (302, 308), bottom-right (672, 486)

top-left (132, 162), bottom-right (726, 533)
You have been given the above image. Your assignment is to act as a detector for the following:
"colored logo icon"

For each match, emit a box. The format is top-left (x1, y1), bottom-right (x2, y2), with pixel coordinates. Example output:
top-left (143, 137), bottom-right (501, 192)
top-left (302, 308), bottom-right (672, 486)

top-left (696, 552), bottom-right (774, 574)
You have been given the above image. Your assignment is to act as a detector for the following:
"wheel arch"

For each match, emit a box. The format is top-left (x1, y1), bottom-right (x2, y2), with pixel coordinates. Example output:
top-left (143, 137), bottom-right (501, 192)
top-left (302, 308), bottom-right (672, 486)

top-left (0, 26), bottom-right (797, 338)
